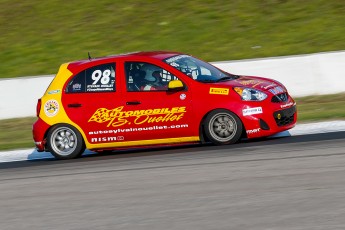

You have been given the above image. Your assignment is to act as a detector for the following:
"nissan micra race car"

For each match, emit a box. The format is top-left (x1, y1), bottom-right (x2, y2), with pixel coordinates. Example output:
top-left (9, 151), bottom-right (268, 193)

top-left (33, 51), bottom-right (297, 159)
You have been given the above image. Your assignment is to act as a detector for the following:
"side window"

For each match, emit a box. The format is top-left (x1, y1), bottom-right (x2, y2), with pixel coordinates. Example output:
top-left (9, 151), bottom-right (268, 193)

top-left (85, 63), bottom-right (116, 92)
top-left (125, 62), bottom-right (180, 92)
top-left (66, 71), bottom-right (85, 93)
top-left (66, 63), bottom-right (116, 93)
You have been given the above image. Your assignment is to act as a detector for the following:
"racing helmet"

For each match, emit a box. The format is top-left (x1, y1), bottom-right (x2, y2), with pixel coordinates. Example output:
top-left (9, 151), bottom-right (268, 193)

top-left (141, 64), bottom-right (162, 82)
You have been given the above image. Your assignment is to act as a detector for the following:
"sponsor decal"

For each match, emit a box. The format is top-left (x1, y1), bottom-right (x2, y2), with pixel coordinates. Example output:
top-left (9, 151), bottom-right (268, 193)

top-left (209, 88), bottom-right (229, 95)
top-left (246, 128), bottom-right (261, 134)
top-left (44, 100), bottom-right (59, 117)
top-left (280, 102), bottom-right (293, 109)
top-left (180, 93), bottom-right (186, 100)
top-left (238, 79), bottom-right (264, 87)
top-left (269, 86), bottom-right (285, 95)
top-left (91, 136), bottom-right (118, 143)
top-left (243, 107), bottom-right (263, 116)
top-left (261, 83), bottom-right (277, 90)
top-left (86, 84), bottom-right (114, 92)
top-left (47, 89), bottom-right (61, 95)
top-left (165, 55), bottom-right (189, 63)
top-left (89, 124), bottom-right (189, 135)
top-left (73, 83), bottom-right (82, 91)
top-left (89, 106), bottom-right (186, 127)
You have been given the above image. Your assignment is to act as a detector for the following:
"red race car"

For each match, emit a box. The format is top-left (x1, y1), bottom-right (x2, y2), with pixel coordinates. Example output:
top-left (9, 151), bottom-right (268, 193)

top-left (33, 51), bottom-right (297, 159)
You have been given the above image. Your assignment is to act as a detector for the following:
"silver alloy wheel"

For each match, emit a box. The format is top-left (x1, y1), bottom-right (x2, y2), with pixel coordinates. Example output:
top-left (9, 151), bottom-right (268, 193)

top-left (50, 127), bottom-right (78, 156)
top-left (208, 112), bottom-right (237, 142)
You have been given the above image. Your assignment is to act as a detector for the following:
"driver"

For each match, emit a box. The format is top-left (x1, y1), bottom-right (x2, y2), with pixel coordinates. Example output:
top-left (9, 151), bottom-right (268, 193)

top-left (140, 64), bottom-right (166, 91)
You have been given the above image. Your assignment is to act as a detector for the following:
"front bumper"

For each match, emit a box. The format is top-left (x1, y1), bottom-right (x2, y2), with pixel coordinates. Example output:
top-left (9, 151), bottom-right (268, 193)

top-left (241, 103), bottom-right (297, 139)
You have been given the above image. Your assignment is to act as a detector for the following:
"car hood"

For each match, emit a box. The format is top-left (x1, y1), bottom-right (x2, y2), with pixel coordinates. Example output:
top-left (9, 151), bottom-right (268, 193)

top-left (220, 75), bottom-right (286, 94)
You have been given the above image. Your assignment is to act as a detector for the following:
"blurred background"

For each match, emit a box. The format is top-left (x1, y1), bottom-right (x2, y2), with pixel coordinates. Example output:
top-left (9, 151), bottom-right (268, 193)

top-left (1, 2), bottom-right (345, 228)
top-left (0, 0), bottom-right (345, 150)
top-left (1, 0), bottom-right (345, 78)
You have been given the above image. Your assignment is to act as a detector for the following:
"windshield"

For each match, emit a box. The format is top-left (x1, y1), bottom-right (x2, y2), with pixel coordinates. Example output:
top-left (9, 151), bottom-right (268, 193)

top-left (164, 55), bottom-right (238, 83)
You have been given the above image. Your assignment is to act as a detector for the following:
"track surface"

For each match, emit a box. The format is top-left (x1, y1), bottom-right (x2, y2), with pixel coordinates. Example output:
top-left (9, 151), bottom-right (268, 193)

top-left (1, 132), bottom-right (345, 230)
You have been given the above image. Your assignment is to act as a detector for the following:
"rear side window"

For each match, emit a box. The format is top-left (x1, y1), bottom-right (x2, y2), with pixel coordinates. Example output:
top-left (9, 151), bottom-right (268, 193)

top-left (66, 63), bottom-right (116, 93)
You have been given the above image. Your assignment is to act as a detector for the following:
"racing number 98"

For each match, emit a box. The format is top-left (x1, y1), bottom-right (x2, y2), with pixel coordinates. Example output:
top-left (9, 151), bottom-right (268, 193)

top-left (92, 69), bottom-right (111, 85)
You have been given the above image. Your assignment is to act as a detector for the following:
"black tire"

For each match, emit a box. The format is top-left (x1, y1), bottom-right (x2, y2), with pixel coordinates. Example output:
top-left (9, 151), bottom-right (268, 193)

top-left (203, 109), bottom-right (242, 145)
top-left (46, 124), bottom-right (85, 160)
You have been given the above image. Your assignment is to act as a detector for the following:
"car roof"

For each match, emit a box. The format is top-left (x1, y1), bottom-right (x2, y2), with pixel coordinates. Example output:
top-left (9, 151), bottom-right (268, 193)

top-left (67, 51), bottom-right (183, 71)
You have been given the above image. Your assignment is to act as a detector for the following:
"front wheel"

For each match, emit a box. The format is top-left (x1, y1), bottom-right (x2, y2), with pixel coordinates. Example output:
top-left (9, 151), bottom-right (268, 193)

top-left (46, 124), bottom-right (85, 159)
top-left (204, 109), bottom-right (242, 145)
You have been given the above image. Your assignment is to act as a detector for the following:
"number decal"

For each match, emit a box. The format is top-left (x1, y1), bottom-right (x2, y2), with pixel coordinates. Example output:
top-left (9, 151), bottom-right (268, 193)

top-left (91, 69), bottom-right (111, 85)
top-left (101, 69), bottom-right (111, 84)
top-left (91, 70), bottom-right (102, 84)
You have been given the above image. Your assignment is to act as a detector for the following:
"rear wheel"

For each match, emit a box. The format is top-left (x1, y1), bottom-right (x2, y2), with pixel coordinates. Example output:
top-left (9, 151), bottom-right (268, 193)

top-left (47, 124), bottom-right (85, 159)
top-left (204, 109), bottom-right (242, 145)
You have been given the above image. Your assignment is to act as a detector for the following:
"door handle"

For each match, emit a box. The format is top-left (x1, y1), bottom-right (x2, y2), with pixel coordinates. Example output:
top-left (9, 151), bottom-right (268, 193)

top-left (126, 101), bottom-right (141, 105)
top-left (68, 103), bottom-right (82, 108)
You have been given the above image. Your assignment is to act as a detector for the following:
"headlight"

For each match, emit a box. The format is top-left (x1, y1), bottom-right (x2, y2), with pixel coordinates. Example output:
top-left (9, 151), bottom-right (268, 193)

top-left (234, 87), bottom-right (267, 101)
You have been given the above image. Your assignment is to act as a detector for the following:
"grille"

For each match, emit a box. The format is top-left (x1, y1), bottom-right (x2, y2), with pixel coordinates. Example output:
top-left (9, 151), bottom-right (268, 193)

top-left (273, 106), bottom-right (296, 127)
top-left (271, 93), bottom-right (288, 103)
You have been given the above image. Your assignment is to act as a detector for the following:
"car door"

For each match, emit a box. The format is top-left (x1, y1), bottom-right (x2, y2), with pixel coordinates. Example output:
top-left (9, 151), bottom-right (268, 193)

top-left (120, 61), bottom-right (196, 143)
top-left (62, 62), bottom-right (126, 146)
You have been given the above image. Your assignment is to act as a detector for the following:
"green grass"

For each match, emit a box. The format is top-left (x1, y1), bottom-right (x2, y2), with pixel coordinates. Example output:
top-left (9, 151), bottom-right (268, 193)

top-left (1, 0), bottom-right (345, 78)
top-left (0, 117), bottom-right (37, 151)
top-left (295, 93), bottom-right (345, 122)
top-left (1, 93), bottom-right (345, 151)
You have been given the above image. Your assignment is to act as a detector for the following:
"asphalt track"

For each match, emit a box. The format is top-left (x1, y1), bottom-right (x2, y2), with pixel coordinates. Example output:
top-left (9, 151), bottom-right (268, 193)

top-left (0, 125), bottom-right (345, 230)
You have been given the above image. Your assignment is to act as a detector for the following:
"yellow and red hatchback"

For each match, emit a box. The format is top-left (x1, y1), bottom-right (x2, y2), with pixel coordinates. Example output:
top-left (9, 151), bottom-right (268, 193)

top-left (33, 51), bottom-right (297, 159)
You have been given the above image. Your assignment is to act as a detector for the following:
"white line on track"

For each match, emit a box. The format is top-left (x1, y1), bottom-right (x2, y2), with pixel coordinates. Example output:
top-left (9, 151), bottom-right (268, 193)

top-left (1, 121), bottom-right (345, 163)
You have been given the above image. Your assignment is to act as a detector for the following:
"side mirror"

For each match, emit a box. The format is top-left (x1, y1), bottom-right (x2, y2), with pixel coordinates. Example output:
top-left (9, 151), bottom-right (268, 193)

top-left (168, 80), bottom-right (184, 91)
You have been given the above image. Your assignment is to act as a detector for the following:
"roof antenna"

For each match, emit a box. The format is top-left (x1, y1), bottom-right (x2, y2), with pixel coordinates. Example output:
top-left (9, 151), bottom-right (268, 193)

top-left (88, 52), bottom-right (92, 61)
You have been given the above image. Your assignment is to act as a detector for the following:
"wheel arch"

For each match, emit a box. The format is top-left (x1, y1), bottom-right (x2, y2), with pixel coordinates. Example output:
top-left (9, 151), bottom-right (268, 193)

top-left (45, 123), bottom-right (86, 158)
top-left (44, 122), bottom-right (87, 149)
top-left (199, 108), bottom-right (246, 144)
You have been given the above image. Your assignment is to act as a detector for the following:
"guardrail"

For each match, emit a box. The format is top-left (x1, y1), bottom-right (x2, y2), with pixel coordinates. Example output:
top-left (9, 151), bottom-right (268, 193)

top-left (1, 50), bottom-right (344, 120)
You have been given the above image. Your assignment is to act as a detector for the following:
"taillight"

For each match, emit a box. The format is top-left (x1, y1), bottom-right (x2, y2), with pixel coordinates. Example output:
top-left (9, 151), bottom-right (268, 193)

top-left (36, 99), bottom-right (42, 117)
